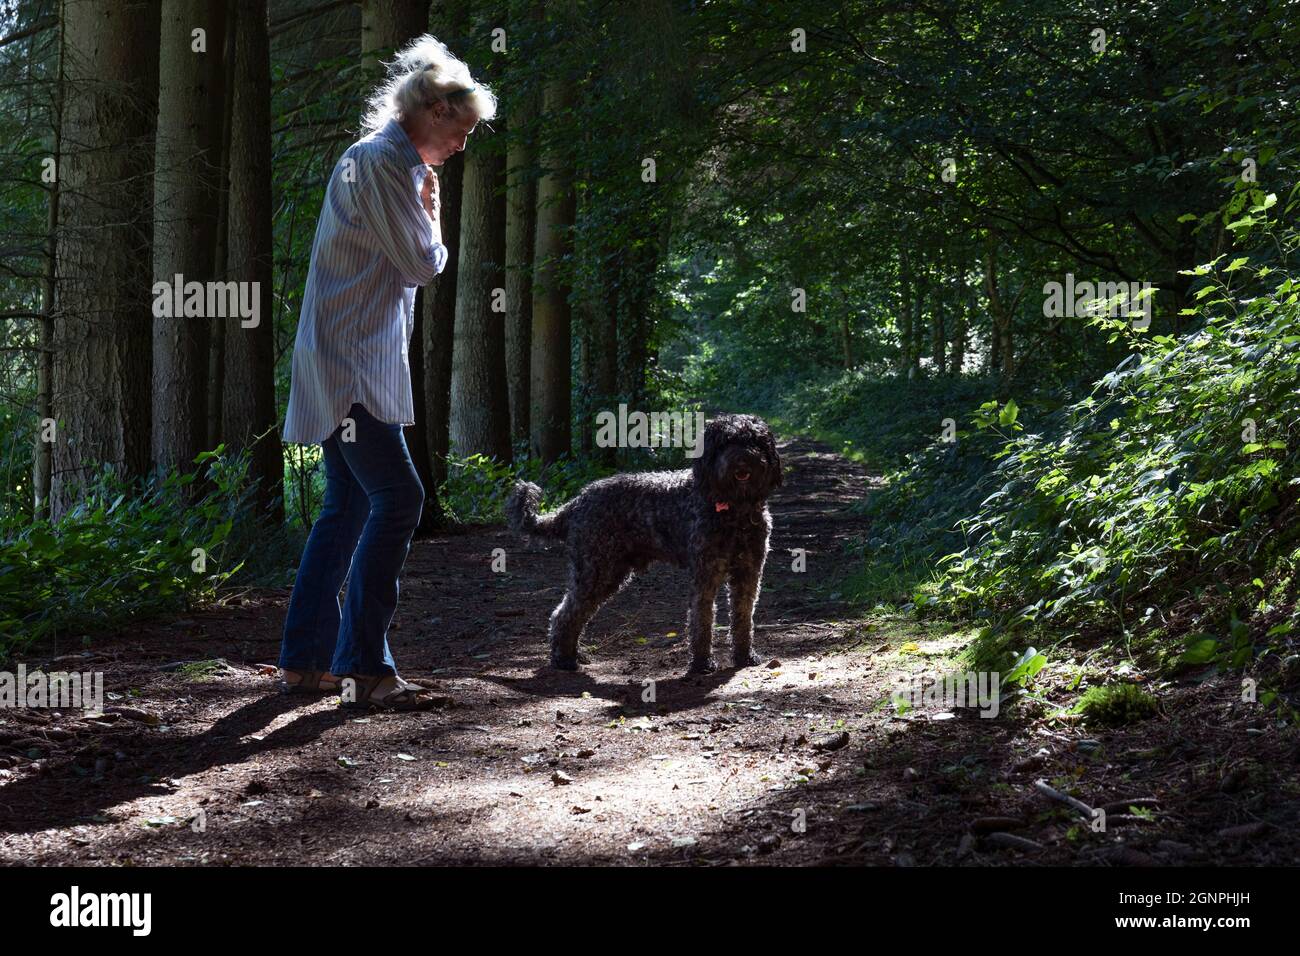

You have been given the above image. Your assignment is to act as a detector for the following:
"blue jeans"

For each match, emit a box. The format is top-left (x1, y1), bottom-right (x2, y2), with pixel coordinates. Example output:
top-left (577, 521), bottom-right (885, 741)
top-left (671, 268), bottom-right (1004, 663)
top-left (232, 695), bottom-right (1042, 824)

top-left (279, 403), bottom-right (424, 677)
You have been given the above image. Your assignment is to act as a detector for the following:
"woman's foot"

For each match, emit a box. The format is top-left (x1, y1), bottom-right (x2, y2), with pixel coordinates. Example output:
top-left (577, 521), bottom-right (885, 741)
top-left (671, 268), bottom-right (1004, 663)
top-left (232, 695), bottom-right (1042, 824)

top-left (339, 674), bottom-right (436, 711)
top-left (279, 668), bottom-right (342, 695)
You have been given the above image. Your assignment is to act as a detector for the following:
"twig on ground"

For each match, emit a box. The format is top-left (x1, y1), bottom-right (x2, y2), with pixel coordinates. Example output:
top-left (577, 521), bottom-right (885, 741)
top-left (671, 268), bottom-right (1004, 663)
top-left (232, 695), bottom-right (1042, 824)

top-left (1034, 778), bottom-right (1096, 820)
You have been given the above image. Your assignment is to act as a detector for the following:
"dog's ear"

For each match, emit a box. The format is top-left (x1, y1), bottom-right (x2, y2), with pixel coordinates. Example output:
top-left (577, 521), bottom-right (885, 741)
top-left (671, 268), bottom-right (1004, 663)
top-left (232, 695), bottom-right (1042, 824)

top-left (692, 416), bottom-right (725, 493)
top-left (762, 423), bottom-right (783, 489)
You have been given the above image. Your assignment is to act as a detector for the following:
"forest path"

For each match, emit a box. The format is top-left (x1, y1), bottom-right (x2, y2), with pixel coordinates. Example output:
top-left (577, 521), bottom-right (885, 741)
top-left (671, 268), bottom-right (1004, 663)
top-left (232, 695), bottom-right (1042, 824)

top-left (1, 435), bottom-right (1293, 865)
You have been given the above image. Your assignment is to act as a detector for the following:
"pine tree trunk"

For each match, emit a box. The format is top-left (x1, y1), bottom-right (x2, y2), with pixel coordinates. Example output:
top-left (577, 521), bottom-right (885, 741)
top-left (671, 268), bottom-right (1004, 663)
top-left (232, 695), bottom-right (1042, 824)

top-left (504, 1), bottom-right (541, 454)
top-left (618, 229), bottom-right (661, 409)
top-left (841, 308), bottom-right (853, 369)
top-left (983, 235), bottom-right (1013, 381)
top-left (409, 290), bottom-right (435, 519)
top-left (578, 315), bottom-right (594, 454)
top-left (207, 1), bottom-right (237, 451)
top-left (361, 0), bottom-right (430, 70)
top-left (223, 0), bottom-right (283, 519)
top-left (422, 0), bottom-right (470, 524)
top-left (594, 244), bottom-right (620, 463)
top-left (423, 150), bottom-right (464, 525)
top-left (950, 252), bottom-right (968, 375)
top-left (530, 72), bottom-right (577, 463)
top-left (1000, 314), bottom-right (1014, 380)
top-left (34, 13), bottom-right (63, 516)
top-left (450, 112), bottom-right (511, 460)
top-left (153, 0), bottom-right (225, 477)
top-left (51, 0), bottom-right (160, 515)
top-left (898, 246), bottom-right (912, 375)
top-left (909, 279), bottom-right (925, 381)
top-left (931, 245), bottom-right (946, 376)
top-left (931, 289), bottom-right (946, 376)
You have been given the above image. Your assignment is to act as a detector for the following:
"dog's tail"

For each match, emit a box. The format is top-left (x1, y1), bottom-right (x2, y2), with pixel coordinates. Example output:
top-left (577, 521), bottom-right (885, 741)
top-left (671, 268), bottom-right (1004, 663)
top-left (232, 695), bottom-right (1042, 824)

top-left (505, 481), bottom-right (567, 539)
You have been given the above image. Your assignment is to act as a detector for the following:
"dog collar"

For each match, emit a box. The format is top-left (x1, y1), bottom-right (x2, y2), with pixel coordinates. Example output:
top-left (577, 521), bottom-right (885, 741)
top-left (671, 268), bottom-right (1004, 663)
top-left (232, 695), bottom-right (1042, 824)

top-left (715, 501), bottom-right (731, 512)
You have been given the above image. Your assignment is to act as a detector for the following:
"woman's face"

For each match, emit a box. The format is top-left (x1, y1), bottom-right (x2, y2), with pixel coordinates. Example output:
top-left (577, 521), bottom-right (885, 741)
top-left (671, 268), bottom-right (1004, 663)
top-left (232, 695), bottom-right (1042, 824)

top-left (424, 101), bottom-right (479, 166)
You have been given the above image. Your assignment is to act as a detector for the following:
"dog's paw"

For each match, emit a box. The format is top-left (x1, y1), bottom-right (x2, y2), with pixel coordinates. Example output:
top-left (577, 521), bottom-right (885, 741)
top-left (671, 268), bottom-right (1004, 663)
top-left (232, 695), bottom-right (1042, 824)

top-left (687, 656), bottom-right (717, 675)
top-left (732, 648), bottom-right (762, 669)
top-left (550, 653), bottom-right (581, 671)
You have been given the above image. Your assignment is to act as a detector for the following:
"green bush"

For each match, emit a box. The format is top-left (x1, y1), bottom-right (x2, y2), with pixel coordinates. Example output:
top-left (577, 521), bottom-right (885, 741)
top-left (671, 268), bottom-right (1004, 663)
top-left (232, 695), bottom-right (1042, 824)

top-left (934, 212), bottom-right (1300, 662)
top-left (0, 447), bottom-right (255, 661)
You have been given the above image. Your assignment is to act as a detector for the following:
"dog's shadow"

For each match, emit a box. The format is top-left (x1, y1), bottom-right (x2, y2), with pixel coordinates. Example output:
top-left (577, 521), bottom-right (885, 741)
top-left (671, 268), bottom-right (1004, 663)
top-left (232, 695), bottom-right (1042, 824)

top-left (482, 664), bottom-right (735, 718)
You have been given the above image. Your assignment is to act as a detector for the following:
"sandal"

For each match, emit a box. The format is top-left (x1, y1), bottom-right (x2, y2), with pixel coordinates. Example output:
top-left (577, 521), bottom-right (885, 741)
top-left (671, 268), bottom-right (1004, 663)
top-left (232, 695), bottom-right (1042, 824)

top-left (339, 673), bottom-right (436, 711)
top-left (279, 668), bottom-right (342, 695)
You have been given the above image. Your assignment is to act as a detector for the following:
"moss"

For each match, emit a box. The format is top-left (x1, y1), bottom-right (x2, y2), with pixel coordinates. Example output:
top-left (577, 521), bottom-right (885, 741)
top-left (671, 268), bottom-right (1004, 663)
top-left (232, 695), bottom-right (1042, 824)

top-left (176, 659), bottom-right (226, 681)
top-left (1074, 683), bottom-right (1158, 726)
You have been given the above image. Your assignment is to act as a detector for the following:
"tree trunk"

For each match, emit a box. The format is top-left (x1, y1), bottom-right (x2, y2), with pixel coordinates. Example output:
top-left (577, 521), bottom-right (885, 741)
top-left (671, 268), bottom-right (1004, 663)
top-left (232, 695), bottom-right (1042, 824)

top-left (840, 304), bottom-right (853, 370)
top-left (983, 235), bottom-right (1013, 381)
top-left (450, 109), bottom-right (511, 460)
top-left (618, 229), bottom-right (661, 409)
top-left (999, 314), bottom-right (1014, 380)
top-left (593, 240), bottom-right (621, 463)
top-left (34, 11), bottom-right (63, 516)
top-left (930, 247), bottom-right (951, 377)
top-left (578, 312), bottom-right (594, 455)
top-left (909, 278), bottom-right (925, 381)
top-left (422, 150), bottom-right (464, 526)
top-left (503, 2), bottom-right (541, 454)
top-left (223, 0), bottom-right (283, 519)
top-left (530, 71), bottom-right (577, 463)
top-left (931, 285), bottom-right (946, 376)
top-left (595, 240), bottom-right (621, 402)
top-left (408, 290), bottom-right (435, 520)
top-left (153, 0), bottom-right (225, 477)
top-left (51, 0), bottom-right (160, 515)
top-left (897, 246), bottom-right (912, 375)
top-left (207, 1), bottom-right (237, 450)
top-left (421, 0), bottom-right (471, 525)
top-left (361, 0), bottom-right (430, 71)
top-left (949, 252), bottom-right (968, 375)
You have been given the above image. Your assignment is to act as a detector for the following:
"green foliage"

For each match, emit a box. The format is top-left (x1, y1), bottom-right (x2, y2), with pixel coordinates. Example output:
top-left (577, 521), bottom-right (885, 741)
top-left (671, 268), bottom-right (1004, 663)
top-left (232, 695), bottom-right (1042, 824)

top-left (1002, 646), bottom-right (1048, 689)
top-left (845, 384), bottom-right (1067, 607)
top-left (683, 322), bottom-right (1077, 606)
top-left (439, 453), bottom-right (521, 524)
top-left (1073, 683), bottom-right (1159, 727)
top-left (935, 217), bottom-right (1300, 666)
top-left (175, 659), bottom-right (228, 681)
top-left (438, 450), bottom-right (618, 525)
top-left (0, 448), bottom-right (256, 661)
top-left (0, 410), bottom-right (37, 522)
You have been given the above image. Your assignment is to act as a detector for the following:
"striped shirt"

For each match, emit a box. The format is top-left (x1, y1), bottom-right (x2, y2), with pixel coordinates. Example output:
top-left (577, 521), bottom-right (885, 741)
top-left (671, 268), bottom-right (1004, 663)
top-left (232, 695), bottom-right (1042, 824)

top-left (282, 117), bottom-right (449, 444)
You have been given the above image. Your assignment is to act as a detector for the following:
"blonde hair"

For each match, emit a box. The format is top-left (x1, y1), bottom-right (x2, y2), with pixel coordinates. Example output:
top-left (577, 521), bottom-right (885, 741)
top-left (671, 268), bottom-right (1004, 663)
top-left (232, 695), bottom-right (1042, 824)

top-left (361, 34), bottom-right (498, 133)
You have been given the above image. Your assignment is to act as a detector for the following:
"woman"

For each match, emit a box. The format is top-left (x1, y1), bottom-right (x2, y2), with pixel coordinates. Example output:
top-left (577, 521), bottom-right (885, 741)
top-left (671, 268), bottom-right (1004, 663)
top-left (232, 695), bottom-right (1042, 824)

top-left (278, 36), bottom-right (496, 710)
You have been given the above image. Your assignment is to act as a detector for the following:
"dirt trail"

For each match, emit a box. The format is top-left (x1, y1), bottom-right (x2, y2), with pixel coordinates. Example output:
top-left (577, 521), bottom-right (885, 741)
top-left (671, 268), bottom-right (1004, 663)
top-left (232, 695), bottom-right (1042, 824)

top-left (1, 436), bottom-right (1296, 866)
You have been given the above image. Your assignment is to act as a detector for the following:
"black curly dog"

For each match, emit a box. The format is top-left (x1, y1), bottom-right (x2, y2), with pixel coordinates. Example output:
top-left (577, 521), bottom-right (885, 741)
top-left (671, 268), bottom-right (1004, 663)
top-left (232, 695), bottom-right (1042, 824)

top-left (506, 414), bottom-right (782, 674)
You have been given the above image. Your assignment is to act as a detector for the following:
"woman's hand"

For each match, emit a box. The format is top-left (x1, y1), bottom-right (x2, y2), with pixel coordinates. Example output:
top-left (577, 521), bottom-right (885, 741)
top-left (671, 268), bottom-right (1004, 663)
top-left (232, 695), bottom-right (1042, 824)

top-left (421, 166), bottom-right (441, 220)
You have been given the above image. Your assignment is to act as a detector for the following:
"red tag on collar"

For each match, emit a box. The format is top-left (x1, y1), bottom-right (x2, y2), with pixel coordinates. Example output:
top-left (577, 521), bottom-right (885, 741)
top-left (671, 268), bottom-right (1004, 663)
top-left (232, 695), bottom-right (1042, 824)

top-left (715, 501), bottom-right (731, 512)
